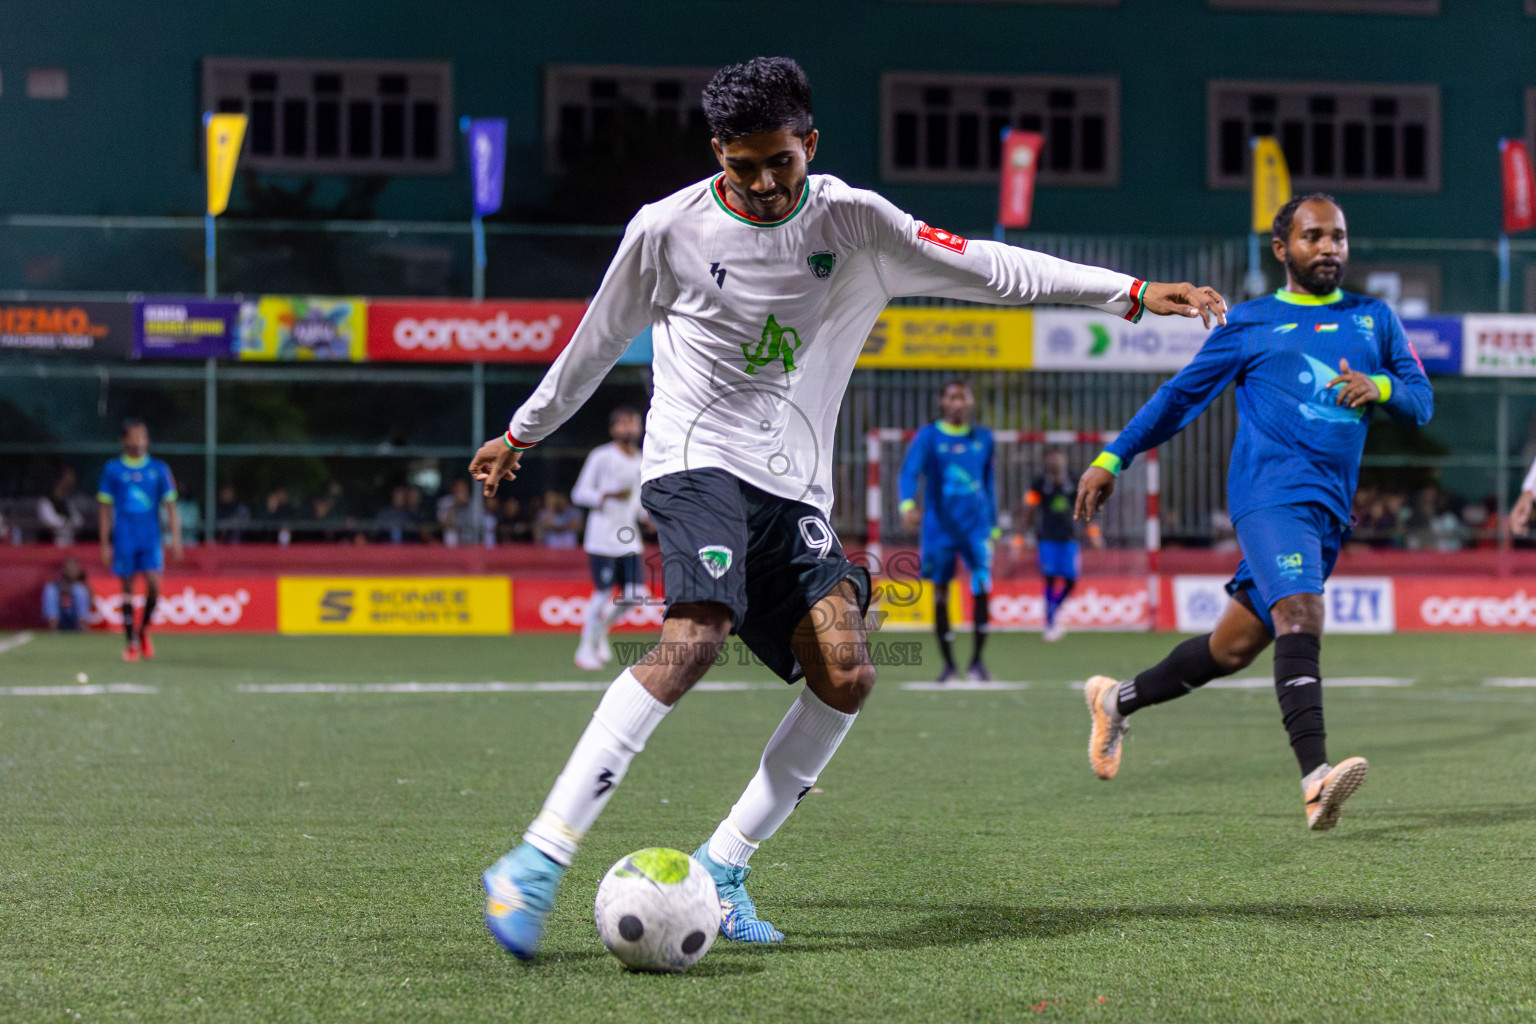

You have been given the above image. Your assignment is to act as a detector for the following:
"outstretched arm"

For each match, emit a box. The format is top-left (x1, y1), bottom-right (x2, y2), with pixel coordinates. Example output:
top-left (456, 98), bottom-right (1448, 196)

top-left (897, 430), bottom-right (929, 533)
top-left (471, 210), bottom-right (654, 496)
top-left (864, 193), bottom-right (1227, 326)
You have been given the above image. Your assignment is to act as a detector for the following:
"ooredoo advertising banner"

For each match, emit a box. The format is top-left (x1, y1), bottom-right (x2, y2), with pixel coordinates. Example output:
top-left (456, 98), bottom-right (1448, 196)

top-left (872, 576), bottom-right (1152, 631)
top-left (238, 296), bottom-right (367, 361)
top-left (0, 301), bottom-right (135, 357)
top-left (367, 299), bottom-right (586, 362)
top-left (512, 578), bottom-right (664, 633)
top-left (1032, 309), bottom-right (1214, 372)
top-left (278, 576), bottom-right (511, 634)
top-left (88, 578), bottom-right (277, 632)
top-left (1395, 578), bottom-right (1536, 631)
top-left (135, 299), bottom-right (245, 359)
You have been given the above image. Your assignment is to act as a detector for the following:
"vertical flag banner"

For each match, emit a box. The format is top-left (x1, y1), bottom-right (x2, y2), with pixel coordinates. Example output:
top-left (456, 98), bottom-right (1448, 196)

top-left (468, 118), bottom-right (508, 217)
top-left (205, 113), bottom-right (248, 217)
top-left (1500, 138), bottom-right (1536, 235)
top-left (997, 130), bottom-right (1044, 230)
top-left (1250, 136), bottom-right (1291, 234)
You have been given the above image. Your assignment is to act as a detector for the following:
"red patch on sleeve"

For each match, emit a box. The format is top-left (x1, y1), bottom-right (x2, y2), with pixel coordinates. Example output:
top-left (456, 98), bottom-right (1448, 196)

top-left (1406, 340), bottom-right (1427, 376)
top-left (917, 222), bottom-right (968, 254)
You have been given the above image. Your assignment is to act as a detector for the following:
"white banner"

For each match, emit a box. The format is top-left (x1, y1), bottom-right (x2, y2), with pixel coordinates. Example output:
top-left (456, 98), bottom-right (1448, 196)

top-left (1033, 309), bottom-right (1214, 372)
top-left (1173, 575), bottom-right (1231, 633)
top-left (1462, 315), bottom-right (1536, 376)
top-left (1323, 576), bottom-right (1396, 634)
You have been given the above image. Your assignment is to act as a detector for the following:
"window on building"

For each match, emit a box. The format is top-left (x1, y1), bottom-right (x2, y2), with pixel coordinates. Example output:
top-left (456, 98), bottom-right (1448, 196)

top-left (544, 65), bottom-right (716, 176)
top-left (1209, 0), bottom-right (1437, 12)
top-left (201, 58), bottom-right (453, 174)
top-left (1208, 80), bottom-right (1438, 192)
top-left (882, 73), bottom-right (1118, 185)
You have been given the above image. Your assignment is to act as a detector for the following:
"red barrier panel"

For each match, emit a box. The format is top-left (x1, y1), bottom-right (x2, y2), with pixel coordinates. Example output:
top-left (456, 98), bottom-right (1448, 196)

top-left (512, 578), bottom-right (665, 633)
top-left (1395, 577), bottom-right (1536, 632)
top-left (87, 578), bottom-right (278, 632)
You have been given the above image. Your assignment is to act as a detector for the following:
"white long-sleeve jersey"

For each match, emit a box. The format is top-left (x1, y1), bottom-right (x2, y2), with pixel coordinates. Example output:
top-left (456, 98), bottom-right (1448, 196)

top-left (571, 440), bottom-right (644, 557)
top-left (509, 173), bottom-right (1146, 515)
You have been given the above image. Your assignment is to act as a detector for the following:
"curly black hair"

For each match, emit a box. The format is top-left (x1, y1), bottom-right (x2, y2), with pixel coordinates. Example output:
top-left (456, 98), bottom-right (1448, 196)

top-left (702, 57), bottom-right (813, 142)
top-left (1272, 192), bottom-right (1340, 242)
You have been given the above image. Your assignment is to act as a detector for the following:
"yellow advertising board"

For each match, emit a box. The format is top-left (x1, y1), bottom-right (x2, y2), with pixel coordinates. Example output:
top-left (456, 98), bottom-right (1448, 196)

top-left (870, 577), bottom-right (965, 631)
top-left (279, 577), bottom-right (512, 635)
top-left (858, 307), bottom-right (1032, 369)
top-left (238, 296), bottom-right (367, 361)
top-left (205, 113), bottom-right (248, 217)
top-left (1250, 136), bottom-right (1292, 235)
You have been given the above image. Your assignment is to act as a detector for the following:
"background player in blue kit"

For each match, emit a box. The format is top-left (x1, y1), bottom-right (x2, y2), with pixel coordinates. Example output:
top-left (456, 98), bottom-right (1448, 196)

top-left (899, 380), bottom-right (997, 682)
top-left (97, 418), bottom-right (183, 661)
top-left (1076, 194), bottom-right (1432, 831)
top-left (1023, 448), bottom-right (1102, 642)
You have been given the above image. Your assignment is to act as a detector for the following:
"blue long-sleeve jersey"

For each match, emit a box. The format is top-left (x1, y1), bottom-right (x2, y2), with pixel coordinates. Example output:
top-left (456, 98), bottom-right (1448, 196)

top-left (1105, 290), bottom-right (1433, 526)
top-left (898, 422), bottom-right (996, 536)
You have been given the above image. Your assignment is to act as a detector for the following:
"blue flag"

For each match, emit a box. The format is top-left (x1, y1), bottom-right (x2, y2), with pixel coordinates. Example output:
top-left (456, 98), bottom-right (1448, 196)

top-left (467, 118), bottom-right (507, 216)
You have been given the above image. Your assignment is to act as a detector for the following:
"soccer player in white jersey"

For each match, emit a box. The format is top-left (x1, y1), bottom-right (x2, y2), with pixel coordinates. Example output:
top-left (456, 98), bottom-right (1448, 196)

top-left (572, 406), bottom-right (647, 671)
top-left (470, 56), bottom-right (1228, 960)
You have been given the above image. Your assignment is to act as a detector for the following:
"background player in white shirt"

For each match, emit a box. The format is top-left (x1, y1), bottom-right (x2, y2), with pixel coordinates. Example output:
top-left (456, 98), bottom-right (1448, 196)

top-left (1511, 456), bottom-right (1536, 536)
top-left (470, 56), bottom-right (1228, 961)
top-left (572, 406), bottom-right (647, 671)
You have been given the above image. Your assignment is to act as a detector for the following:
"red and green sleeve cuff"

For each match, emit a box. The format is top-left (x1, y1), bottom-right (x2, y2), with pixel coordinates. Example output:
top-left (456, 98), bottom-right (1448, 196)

top-left (1370, 374), bottom-right (1393, 402)
top-left (1123, 279), bottom-right (1148, 324)
top-left (1091, 451), bottom-right (1123, 476)
top-left (503, 430), bottom-right (537, 451)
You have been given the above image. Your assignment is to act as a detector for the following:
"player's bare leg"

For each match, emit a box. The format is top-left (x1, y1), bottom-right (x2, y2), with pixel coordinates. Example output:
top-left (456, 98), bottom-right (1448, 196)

top-left (484, 602), bottom-right (730, 959)
top-left (1086, 598), bottom-right (1269, 779)
top-left (697, 580), bottom-right (873, 942)
top-left (138, 569), bottom-right (163, 660)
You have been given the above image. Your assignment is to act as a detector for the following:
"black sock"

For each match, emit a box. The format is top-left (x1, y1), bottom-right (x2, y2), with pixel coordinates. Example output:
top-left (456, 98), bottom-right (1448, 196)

top-left (121, 595), bottom-right (135, 643)
top-left (1274, 633), bottom-right (1327, 776)
top-left (1117, 633), bottom-right (1229, 715)
top-left (971, 590), bottom-right (990, 664)
top-left (934, 598), bottom-right (956, 669)
top-left (141, 590), bottom-right (159, 640)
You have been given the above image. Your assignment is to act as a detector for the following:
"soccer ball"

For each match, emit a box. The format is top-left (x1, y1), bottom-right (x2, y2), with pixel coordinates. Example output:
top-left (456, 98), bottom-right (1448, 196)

top-left (594, 848), bottom-right (720, 972)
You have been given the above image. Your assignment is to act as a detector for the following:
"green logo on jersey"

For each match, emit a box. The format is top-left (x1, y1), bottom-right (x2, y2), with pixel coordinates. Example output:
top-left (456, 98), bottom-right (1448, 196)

top-left (807, 250), bottom-right (837, 279)
top-left (698, 545), bottom-right (734, 579)
top-left (743, 315), bottom-right (802, 375)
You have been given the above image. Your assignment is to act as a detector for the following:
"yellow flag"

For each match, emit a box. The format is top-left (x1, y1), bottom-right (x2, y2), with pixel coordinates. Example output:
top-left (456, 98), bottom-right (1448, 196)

top-left (205, 112), bottom-right (248, 217)
top-left (1250, 136), bottom-right (1291, 235)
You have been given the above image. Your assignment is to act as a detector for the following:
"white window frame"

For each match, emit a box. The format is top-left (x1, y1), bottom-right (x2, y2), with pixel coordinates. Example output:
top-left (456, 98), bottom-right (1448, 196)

top-left (543, 64), bottom-right (716, 177)
top-left (1210, 0), bottom-right (1438, 12)
top-left (1207, 79), bottom-right (1440, 193)
top-left (201, 58), bottom-right (454, 175)
top-left (881, 72), bottom-right (1119, 187)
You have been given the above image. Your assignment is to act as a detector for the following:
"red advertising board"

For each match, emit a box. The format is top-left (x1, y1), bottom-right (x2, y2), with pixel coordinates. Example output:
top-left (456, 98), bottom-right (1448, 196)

top-left (1501, 138), bottom-right (1536, 236)
top-left (985, 576), bottom-right (1153, 631)
top-left (1395, 577), bottom-right (1536, 632)
top-left (512, 578), bottom-right (666, 632)
top-left (88, 578), bottom-right (278, 633)
top-left (367, 299), bottom-right (586, 362)
top-left (997, 130), bottom-right (1044, 230)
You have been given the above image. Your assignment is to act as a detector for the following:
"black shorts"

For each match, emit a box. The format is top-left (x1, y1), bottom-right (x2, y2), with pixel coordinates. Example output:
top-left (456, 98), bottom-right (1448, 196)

top-left (640, 468), bottom-right (871, 683)
top-left (588, 553), bottom-right (643, 591)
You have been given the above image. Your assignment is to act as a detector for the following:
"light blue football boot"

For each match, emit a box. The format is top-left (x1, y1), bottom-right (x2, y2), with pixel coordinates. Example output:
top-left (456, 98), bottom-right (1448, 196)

top-left (482, 843), bottom-right (565, 959)
top-left (692, 842), bottom-right (785, 943)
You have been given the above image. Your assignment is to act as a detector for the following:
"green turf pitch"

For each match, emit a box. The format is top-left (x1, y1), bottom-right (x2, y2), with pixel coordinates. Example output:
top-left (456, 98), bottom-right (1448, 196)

top-left (2, 631), bottom-right (1535, 1023)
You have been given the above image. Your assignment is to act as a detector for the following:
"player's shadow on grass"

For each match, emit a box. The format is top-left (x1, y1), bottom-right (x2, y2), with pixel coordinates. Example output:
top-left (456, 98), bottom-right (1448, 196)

top-left (1340, 801), bottom-right (1536, 840)
top-left (779, 898), bottom-right (1521, 952)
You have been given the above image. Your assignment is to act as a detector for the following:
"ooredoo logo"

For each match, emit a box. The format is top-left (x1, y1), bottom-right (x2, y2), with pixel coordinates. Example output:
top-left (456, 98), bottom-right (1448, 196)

top-left (94, 586), bottom-right (253, 627)
top-left (987, 586), bottom-right (1149, 628)
top-left (1419, 590), bottom-right (1536, 628)
top-left (538, 596), bottom-right (665, 628)
top-left (393, 312), bottom-right (563, 353)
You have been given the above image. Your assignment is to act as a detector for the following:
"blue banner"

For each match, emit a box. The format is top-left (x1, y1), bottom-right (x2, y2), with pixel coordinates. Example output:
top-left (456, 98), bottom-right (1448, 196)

top-left (1400, 317), bottom-right (1462, 375)
top-left (467, 118), bottom-right (507, 217)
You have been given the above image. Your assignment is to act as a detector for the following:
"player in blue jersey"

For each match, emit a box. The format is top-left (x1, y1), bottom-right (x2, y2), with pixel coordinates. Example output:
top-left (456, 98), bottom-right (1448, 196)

top-left (1075, 195), bottom-right (1433, 831)
top-left (1023, 448), bottom-right (1101, 642)
top-left (899, 380), bottom-right (997, 682)
top-left (97, 418), bottom-right (182, 662)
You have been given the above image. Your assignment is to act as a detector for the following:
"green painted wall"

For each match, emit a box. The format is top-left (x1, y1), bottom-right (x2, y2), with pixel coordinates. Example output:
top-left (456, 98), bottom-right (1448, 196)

top-left (0, 1), bottom-right (1531, 259)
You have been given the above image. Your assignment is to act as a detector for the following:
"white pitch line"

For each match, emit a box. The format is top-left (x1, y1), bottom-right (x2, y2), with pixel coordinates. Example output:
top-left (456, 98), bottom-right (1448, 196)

top-left (0, 632), bottom-right (35, 656)
top-left (1, 684), bottom-right (157, 696)
top-left (1070, 677), bottom-right (1413, 690)
top-left (236, 680), bottom-right (784, 694)
top-left (899, 681), bottom-right (1029, 691)
top-left (1485, 678), bottom-right (1536, 688)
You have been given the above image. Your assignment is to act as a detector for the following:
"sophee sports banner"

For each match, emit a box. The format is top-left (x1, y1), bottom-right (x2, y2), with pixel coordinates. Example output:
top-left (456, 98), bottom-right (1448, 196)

top-left (239, 296), bottom-right (366, 361)
top-left (858, 307), bottom-right (1032, 369)
top-left (0, 301), bottom-right (135, 357)
top-left (1033, 309), bottom-right (1214, 372)
top-left (135, 299), bottom-right (246, 359)
top-left (367, 299), bottom-right (586, 362)
top-left (278, 576), bottom-right (510, 634)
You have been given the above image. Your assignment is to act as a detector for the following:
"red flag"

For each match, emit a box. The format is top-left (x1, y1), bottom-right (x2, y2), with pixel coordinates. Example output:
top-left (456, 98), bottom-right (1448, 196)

top-left (997, 130), bottom-right (1044, 230)
top-left (1501, 138), bottom-right (1536, 235)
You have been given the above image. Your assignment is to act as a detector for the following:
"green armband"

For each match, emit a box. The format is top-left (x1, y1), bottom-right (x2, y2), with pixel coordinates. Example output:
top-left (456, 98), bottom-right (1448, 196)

top-left (1369, 374), bottom-right (1392, 402)
top-left (990, 526), bottom-right (1003, 540)
top-left (898, 499), bottom-right (917, 513)
top-left (1091, 452), bottom-right (1122, 476)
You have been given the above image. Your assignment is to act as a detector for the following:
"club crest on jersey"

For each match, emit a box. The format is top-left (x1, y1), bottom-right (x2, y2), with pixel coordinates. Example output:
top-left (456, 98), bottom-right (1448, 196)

top-left (698, 545), bottom-right (734, 579)
top-left (1353, 314), bottom-right (1375, 332)
top-left (917, 223), bottom-right (968, 254)
top-left (743, 314), bottom-right (802, 375)
top-left (807, 250), bottom-right (837, 279)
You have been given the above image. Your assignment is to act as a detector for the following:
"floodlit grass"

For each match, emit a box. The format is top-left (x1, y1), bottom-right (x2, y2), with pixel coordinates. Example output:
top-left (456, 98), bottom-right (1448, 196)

top-left (2, 630), bottom-right (1534, 1022)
